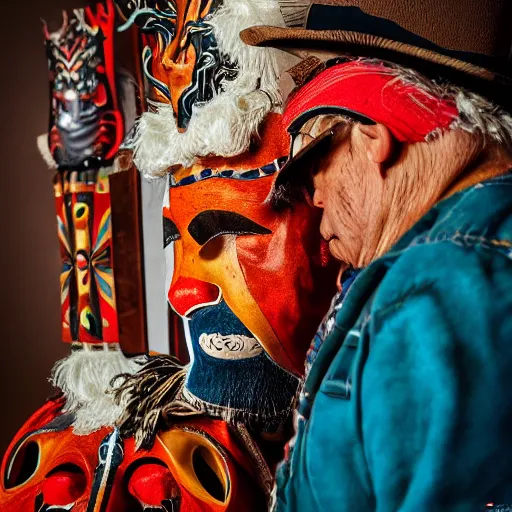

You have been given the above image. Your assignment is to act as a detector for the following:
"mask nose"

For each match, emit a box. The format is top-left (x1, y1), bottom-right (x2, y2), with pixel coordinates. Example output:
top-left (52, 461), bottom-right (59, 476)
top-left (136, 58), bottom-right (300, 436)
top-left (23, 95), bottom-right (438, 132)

top-left (128, 463), bottom-right (180, 508)
top-left (42, 466), bottom-right (87, 506)
top-left (168, 276), bottom-right (221, 317)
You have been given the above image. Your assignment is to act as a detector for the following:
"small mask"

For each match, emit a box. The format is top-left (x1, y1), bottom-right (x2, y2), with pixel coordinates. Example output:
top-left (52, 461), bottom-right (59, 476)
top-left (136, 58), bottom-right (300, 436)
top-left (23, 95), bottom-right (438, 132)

top-left (44, 0), bottom-right (124, 170)
top-left (116, 0), bottom-right (238, 130)
top-left (54, 169), bottom-right (118, 343)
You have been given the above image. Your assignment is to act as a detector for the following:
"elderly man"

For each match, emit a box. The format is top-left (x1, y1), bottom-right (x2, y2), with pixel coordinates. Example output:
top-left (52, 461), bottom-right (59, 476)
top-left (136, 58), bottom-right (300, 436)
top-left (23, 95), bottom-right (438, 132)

top-left (241, 0), bottom-right (512, 510)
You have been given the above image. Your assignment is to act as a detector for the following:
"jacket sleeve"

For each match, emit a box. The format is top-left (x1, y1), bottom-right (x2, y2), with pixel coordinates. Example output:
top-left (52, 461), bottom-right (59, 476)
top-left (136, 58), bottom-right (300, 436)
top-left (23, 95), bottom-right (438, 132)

top-left (361, 243), bottom-right (512, 512)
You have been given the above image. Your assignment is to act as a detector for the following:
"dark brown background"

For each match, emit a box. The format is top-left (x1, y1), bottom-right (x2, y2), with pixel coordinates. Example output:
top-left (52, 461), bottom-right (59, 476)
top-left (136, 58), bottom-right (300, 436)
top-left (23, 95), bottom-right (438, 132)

top-left (0, 0), bottom-right (90, 457)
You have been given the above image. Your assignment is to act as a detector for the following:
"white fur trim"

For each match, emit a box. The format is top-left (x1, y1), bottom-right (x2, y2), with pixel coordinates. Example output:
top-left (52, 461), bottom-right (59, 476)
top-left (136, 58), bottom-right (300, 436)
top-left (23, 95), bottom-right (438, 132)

top-left (51, 349), bottom-right (141, 435)
top-left (37, 133), bottom-right (58, 169)
top-left (132, 0), bottom-right (296, 177)
top-left (453, 91), bottom-right (512, 147)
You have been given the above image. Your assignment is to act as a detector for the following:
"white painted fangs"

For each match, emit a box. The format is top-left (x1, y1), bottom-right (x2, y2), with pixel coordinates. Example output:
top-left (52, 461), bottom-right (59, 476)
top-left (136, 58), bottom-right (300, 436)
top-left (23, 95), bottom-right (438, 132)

top-left (199, 333), bottom-right (263, 360)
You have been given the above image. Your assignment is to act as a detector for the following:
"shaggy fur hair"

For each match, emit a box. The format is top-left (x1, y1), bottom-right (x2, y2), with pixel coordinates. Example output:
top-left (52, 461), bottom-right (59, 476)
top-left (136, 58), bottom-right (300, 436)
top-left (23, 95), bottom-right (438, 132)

top-left (131, 0), bottom-right (294, 178)
top-left (51, 349), bottom-right (141, 435)
top-left (113, 355), bottom-right (202, 449)
top-left (362, 58), bottom-right (512, 148)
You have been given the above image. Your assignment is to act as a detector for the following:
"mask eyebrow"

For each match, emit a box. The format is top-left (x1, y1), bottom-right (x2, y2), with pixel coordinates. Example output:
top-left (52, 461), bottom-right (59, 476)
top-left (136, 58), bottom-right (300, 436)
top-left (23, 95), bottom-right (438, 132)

top-left (188, 210), bottom-right (272, 246)
top-left (163, 217), bottom-right (181, 247)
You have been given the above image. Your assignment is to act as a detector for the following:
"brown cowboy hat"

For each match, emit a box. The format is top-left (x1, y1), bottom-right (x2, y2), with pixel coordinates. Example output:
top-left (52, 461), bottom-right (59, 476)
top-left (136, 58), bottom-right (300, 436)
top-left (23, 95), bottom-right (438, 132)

top-left (241, 0), bottom-right (512, 109)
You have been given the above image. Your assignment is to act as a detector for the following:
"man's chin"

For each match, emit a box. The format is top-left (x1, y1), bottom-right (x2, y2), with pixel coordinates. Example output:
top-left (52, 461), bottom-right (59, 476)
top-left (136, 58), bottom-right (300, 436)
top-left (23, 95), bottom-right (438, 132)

top-left (328, 239), bottom-right (348, 263)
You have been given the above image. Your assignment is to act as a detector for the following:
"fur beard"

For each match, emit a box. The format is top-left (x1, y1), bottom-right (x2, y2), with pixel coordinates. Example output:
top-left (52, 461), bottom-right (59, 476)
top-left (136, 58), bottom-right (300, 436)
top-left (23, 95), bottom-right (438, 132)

top-left (113, 355), bottom-right (202, 450)
top-left (133, 85), bottom-right (272, 178)
top-left (50, 350), bottom-right (142, 435)
top-left (113, 354), bottom-right (297, 450)
top-left (131, 0), bottom-right (295, 177)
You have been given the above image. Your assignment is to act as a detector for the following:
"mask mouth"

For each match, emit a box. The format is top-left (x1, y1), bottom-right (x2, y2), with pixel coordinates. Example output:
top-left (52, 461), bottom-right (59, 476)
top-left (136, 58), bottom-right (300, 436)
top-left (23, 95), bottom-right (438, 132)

top-left (189, 301), bottom-right (264, 362)
top-left (199, 333), bottom-right (263, 360)
top-left (189, 298), bottom-right (297, 376)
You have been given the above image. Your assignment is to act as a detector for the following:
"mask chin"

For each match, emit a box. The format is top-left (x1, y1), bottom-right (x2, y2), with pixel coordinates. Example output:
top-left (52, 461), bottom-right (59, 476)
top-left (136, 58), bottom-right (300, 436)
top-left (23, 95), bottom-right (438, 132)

top-left (184, 300), bottom-right (300, 428)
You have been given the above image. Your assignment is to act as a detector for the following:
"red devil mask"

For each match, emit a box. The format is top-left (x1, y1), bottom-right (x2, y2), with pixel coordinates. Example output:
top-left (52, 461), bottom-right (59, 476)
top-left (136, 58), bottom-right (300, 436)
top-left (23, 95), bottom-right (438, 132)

top-left (1, 401), bottom-right (269, 511)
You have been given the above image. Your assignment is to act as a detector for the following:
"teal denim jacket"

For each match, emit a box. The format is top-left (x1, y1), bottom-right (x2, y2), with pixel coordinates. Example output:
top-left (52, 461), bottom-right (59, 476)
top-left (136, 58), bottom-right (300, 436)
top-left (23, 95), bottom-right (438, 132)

top-left (276, 172), bottom-right (512, 512)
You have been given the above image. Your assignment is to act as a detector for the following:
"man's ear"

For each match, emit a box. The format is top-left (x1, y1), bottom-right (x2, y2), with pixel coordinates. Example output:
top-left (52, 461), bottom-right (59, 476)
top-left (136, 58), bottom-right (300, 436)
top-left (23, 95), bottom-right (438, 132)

top-left (356, 123), bottom-right (394, 165)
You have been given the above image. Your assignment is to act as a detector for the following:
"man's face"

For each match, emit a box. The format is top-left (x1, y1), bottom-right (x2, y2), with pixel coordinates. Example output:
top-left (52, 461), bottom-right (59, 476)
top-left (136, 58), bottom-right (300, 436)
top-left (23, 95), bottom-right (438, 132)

top-left (311, 126), bottom-right (375, 268)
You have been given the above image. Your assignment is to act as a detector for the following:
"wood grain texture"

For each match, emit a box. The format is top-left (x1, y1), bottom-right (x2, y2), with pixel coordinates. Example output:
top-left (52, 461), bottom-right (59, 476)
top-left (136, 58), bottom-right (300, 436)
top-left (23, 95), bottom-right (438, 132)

top-left (109, 167), bottom-right (148, 355)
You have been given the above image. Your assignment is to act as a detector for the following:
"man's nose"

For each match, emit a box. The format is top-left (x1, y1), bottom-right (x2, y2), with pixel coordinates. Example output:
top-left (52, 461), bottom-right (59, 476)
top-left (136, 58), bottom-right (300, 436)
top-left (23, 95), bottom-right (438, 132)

top-left (168, 276), bottom-right (221, 317)
top-left (313, 189), bottom-right (324, 208)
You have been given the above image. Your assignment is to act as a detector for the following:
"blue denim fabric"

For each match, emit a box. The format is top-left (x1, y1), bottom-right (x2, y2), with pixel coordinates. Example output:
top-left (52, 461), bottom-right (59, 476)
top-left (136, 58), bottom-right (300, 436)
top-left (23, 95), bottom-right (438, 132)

top-left (276, 172), bottom-right (512, 512)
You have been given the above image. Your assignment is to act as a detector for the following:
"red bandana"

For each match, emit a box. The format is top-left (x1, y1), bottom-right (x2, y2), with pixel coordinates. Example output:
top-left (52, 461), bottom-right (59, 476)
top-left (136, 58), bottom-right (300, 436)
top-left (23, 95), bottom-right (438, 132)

top-left (283, 61), bottom-right (460, 142)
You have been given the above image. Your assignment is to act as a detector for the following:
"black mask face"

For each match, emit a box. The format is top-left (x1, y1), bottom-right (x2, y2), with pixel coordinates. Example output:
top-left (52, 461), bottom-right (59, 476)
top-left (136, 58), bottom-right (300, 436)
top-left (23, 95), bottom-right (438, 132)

top-left (45, 4), bottom-right (123, 169)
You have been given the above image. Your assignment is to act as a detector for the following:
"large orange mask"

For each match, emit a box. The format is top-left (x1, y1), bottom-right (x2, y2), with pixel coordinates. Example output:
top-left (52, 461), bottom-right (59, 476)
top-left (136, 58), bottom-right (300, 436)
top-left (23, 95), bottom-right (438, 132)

top-left (159, 115), bottom-right (338, 426)
top-left (110, 0), bottom-right (335, 445)
top-left (0, 401), bottom-right (268, 511)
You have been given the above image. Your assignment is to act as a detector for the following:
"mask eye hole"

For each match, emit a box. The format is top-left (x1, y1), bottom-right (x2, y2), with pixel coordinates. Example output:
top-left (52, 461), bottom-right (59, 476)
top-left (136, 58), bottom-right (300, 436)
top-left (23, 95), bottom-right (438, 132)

top-left (192, 446), bottom-right (226, 502)
top-left (164, 217), bottom-right (181, 247)
top-left (4, 440), bottom-right (40, 489)
top-left (157, 428), bottom-right (231, 504)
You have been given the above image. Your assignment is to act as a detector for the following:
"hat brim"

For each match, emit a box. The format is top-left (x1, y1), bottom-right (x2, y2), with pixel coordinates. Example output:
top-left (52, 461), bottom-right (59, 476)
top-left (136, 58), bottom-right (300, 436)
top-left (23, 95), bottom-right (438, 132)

top-left (241, 26), bottom-right (511, 83)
